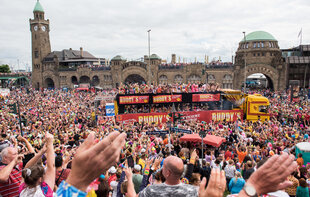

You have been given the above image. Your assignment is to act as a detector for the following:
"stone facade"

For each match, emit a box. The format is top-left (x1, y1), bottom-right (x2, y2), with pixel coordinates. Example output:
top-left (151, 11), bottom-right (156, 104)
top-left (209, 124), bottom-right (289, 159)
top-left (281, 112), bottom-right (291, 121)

top-left (31, 3), bottom-right (295, 91)
top-left (233, 33), bottom-right (286, 90)
top-left (30, 4), bottom-right (51, 89)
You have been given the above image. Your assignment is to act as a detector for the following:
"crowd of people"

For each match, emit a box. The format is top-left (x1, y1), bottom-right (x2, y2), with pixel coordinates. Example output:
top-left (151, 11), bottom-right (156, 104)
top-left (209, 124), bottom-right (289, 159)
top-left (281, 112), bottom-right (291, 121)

top-left (0, 86), bottom-right (309, 197)
top-left (118, 83), bottom-right (221, 94)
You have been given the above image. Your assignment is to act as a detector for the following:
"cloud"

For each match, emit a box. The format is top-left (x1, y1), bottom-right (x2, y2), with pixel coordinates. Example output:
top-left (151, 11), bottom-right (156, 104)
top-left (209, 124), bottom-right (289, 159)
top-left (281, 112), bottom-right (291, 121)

top-left (0, 0), bottom-right (309, 70)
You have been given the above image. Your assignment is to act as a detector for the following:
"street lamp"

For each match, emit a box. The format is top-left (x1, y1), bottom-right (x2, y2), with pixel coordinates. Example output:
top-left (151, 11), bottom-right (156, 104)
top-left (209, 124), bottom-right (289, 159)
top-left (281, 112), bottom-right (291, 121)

top-left (243, 31), bottom-right (247, 92)
top-left (147, 29), bottom-right (151, 85)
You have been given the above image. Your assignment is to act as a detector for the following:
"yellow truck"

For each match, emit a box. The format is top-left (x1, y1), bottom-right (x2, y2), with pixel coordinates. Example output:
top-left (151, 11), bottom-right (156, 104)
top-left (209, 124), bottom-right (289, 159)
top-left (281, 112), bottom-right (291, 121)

top-left (223, 90), bottom-right (270, 122)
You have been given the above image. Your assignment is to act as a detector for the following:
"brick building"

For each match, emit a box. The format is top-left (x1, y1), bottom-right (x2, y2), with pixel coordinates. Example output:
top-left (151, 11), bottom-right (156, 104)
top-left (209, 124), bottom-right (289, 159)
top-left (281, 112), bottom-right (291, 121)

top-left (30, 1), bottom-right (309, 91)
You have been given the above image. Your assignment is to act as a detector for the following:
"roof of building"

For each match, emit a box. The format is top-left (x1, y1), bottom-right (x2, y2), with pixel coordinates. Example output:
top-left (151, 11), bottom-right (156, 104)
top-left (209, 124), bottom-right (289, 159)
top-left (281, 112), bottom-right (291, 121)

top-left (241, 31), bottom-right (277, 42)
top-left (111, 55), bottom-right (126, 61)
top-left (150, 54), bottom-right (161, 60)
top-left (33, 0), bottom-right (44, 12)
top-left (43, 49), bottom-right (97, 62)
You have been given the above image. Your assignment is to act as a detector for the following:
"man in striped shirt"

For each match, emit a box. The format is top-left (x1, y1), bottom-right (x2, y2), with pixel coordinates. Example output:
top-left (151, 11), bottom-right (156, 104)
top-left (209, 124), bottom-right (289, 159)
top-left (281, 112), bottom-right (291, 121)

top-left (0, 147), bottom-right (23, 197)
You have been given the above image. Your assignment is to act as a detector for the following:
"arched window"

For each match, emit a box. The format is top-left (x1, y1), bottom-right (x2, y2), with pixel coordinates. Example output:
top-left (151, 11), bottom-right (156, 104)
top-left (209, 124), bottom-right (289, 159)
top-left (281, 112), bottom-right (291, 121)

top-left (188, 74), bottom-right (201, 84)
top-left (71, 76), bottom-right (78, 84)
top-left (174, 75), bottom-right (183, 84)
top-left (207, 74), bottom-right (216, 83)
top-left (222, 74), bottom-right (233, 89)
top-left (159, 75), bottom-right (168, 84)
top-left (92, 75), bottom-right (100, 86)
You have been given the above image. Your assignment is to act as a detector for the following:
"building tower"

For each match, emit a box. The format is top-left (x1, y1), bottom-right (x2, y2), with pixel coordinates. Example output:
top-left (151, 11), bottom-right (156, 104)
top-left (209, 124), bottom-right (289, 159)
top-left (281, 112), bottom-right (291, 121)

top-left (29, 0), bottom-right (51, 89)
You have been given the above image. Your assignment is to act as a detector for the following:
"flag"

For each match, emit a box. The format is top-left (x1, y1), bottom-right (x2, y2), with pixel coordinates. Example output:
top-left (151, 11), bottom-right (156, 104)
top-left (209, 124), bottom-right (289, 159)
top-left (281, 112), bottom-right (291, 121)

top-left (298, 28), bottom-right (302, 38)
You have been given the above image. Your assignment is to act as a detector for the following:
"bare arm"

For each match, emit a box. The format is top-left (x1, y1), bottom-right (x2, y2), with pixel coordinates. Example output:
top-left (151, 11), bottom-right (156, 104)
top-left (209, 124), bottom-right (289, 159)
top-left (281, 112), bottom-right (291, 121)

top-left (236, 143), bottom-right (240, 152)
top-left (124, 167), bottom-right (136, 197)
top-left (24, 146), bottom-right (46, 168)
top-left (43, 133), bottom-right (55, 189)
top-left (18, 136), bottom-right (35, 154)
top-left (0, 155), bottom-right (23, 182)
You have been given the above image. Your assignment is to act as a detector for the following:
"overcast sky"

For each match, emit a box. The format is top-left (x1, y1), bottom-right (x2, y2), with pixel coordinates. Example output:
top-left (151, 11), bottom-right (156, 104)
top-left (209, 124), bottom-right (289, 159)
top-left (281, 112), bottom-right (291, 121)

top-left (0, 0), bottom-right (309, 70)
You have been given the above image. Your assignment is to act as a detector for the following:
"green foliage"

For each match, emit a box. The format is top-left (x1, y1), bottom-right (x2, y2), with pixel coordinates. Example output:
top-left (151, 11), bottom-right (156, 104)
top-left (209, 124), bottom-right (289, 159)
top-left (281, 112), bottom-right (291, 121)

top-left (0, 64), bottom-right (11, 73)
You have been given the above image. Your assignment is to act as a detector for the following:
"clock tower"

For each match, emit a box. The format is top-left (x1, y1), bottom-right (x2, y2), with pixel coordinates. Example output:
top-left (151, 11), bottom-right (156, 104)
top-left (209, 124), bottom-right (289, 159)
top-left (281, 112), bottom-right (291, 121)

top-left (29, 0), bottom-right (51, 89)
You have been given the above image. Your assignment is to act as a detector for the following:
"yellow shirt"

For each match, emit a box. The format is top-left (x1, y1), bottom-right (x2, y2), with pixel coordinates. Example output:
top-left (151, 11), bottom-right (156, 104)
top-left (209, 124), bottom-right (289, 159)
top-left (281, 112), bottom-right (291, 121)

top-left (138, 158), bottom-right (145, 169)
top-left (87, 189), bottom-right (97, 197)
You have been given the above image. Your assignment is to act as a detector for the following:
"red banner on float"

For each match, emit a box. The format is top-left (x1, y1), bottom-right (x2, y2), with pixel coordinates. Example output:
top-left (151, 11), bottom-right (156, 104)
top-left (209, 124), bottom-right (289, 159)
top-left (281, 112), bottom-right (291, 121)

top-left (192, 94), bottom-right (220, 102)
top-left (209, 110), bottom-right (243, 122)
top-left (153, 95), bottom-right (182, 103)
top-left (116, 110), bottom-right (243, 124)
top-left (119, 96), bottom-right (149, 104)
top-left (116, 112), bottom-right (170, 125)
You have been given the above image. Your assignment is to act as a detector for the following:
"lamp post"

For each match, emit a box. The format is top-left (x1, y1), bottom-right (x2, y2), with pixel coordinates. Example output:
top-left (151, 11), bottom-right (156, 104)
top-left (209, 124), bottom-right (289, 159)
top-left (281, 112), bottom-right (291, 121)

top-left (147, 29), bottom-right (151, 85)
top-left (243, 32), bottom-right (247, 92)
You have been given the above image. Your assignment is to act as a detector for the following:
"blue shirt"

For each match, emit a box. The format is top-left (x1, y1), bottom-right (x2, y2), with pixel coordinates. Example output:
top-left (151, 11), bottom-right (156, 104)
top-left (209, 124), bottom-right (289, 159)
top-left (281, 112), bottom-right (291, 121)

top-left (296, 186), bottom-right (309, 197)
top-left (229, 178), bottom-right (246, 194)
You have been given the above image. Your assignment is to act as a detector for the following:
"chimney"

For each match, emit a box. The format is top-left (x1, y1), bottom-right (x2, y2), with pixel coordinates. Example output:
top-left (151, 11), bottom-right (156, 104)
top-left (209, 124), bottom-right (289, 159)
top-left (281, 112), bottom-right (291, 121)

top-left (144, 55), bottom-right (148, 62)
top-left (171, 54), bottom-right (176, 64)
top-left (80, 47), bottom-right (83, 57)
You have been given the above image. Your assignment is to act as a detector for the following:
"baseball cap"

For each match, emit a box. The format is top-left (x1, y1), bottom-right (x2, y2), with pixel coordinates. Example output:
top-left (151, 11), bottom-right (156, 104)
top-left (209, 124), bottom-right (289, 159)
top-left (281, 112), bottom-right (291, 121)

top-left (134, 165), bottom-right (141, 171)
top-left (108, 166), bottom-right (117, 174)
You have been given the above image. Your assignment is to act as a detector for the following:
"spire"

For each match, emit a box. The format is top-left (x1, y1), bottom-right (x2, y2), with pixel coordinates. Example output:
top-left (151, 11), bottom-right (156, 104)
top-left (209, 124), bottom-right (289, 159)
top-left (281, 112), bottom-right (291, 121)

top-left (33, 0), bottom-right (44, 12)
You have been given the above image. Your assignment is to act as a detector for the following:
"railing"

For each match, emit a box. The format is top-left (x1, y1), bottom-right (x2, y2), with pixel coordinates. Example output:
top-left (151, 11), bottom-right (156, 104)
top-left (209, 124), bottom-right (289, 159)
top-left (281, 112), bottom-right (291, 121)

top-left (158, 65), bottom-right (184, 70)
top-left (287, 56), bottom-right (310, 64)
top-left (91, 67), bottom-right (111, 71)
top-left (205, 64), bottom-right (234, 69)
top-left (58, 67), bottom-right (77, 71)
top-left (0, 73), bottom-right (30, 77)
top-left (122, 63), bottom-right (147, 70)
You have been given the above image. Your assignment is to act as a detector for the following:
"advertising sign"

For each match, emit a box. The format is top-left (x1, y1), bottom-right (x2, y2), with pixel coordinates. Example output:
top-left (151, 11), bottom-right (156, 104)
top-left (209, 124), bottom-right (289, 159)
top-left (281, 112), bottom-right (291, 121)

top-left (209, 110), bottom-right (243, 122)
top-left (153, 95), bottom-right (182, 103)
top-left (170, 128), bottom-right (192, 134)
top-left (116, 110), bottom-right (243, 124)
top-left (116, 112), bottom-right (169, 124)
top-left (119, 96), bottom-right (149, 104)
top-left (105, 103), bottom-right (115, 116)
top-left (192, 94), bottom-right (220, 102)
top-left (146, 130), bottom-right (169, 135)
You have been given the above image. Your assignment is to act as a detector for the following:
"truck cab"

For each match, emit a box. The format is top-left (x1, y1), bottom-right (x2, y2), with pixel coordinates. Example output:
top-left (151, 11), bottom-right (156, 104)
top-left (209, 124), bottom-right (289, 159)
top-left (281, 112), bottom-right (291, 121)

top-left (243, 94), bottom-right (270, 121)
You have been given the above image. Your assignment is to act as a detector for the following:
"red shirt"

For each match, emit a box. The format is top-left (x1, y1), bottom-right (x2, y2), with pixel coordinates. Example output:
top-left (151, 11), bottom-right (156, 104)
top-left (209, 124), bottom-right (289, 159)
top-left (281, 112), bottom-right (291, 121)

top-left (0, 162), bottom-right (23, 197)
top-left (55, 168), bottom-right (71, 186)
top-left (108, 174), bottom-right (117, 186)
top-left (225, 151), bottom-right (234, 160)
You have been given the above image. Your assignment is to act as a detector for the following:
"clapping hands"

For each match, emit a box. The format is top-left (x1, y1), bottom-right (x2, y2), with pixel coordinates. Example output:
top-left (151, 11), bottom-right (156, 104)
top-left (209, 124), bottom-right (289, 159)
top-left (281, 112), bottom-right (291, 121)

top-left (66, 131), bottom-right (126, 191)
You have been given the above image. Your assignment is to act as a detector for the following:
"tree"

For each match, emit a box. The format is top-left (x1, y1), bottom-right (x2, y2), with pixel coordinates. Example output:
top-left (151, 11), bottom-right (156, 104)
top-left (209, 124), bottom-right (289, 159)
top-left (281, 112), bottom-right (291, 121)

top-left (0, 64), bottom-right (11, 73)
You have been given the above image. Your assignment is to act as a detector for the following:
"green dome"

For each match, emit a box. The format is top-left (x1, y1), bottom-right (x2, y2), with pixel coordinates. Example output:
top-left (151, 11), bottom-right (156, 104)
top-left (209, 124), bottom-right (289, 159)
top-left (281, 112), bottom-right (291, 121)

top-left (111, 55), bottom-right (125, 61)
top-left (33, 0), bottom-right (44, 12)
top-left (241, 31), bottom-right (277, 42)
top-left (150, 54), bottom-right (161, 60)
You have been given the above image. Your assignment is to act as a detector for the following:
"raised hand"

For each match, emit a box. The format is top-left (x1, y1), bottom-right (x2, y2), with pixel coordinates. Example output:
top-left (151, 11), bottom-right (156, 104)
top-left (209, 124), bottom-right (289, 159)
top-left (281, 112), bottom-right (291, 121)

top-left (45, 132), bottom-right (54, 144)
top-left (146, 158), bottom-right (153, 167)
top-left (154, 156), bottom-right (163, 168)
top-left (199, 169), bottom-right (226, 197)
top-left (124, 167), bottom-right (133, 180)
top-left (66, 131), bottom-right (126, 192)
top-left (191, 149), bottom-right (198, 159)
top-left (17, 135), bottom-right (26, 142)
top-left (14, 154), bottom-right (24, 166)
top-left (245, 152), bottom-right (297, 195)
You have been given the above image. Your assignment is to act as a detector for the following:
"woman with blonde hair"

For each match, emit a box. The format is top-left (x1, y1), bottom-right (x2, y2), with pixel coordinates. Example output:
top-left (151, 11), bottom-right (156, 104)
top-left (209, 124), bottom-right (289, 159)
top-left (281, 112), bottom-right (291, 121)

top-left (228, 171), bottom-right (245, 194)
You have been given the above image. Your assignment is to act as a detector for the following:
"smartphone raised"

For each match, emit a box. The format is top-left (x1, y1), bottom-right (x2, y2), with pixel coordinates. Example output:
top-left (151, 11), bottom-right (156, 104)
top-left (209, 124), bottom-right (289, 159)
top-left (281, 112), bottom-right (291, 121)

top-left (127, 155), bottom-right (134, 168)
